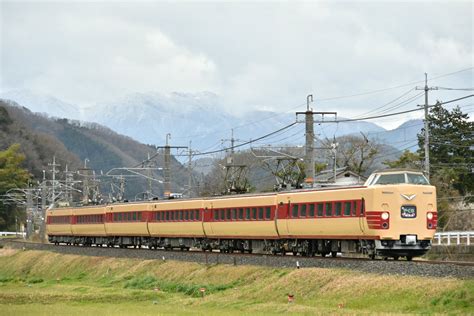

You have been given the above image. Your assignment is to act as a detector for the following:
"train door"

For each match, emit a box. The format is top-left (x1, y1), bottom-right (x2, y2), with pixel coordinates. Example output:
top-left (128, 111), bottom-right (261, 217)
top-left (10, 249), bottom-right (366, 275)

top-left (358, 198), bottom-right (366, 235)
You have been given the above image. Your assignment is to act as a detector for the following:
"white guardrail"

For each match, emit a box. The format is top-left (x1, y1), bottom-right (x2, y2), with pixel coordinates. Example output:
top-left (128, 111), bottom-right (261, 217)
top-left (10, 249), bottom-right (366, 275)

top-left (0, 232), bottom-right (26, 237)
top-left (434, 231), bottom-right (473, 246)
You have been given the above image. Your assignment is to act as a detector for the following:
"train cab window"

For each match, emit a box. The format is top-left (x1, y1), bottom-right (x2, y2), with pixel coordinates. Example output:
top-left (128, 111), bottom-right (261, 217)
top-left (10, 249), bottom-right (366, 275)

top-left (325, 203), bottom-right (332, 217)
top-left (239, 208), bottom-right (244, 220)
top-left (265, 207), bottom-right (271, 219)
top-left (335, 202), bottom-right (342, 216)
top-left (292, 205), bottom-right (298, 218)
top-left (258, 207), bottom-right (264, 220)
top-left (300, 204), bottom-right (307, 217)
top-left (317, 204), bottom-right (324, 217)
top-left (252, 208), bottom-right (257, 220)
top-left (344, 202), bottom-right (351, 216)
top-left (245, 208), bottom-right (251, 220)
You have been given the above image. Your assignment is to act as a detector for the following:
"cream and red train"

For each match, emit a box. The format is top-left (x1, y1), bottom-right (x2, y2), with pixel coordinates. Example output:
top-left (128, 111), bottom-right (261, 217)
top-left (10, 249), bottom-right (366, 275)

top-left (46, 170), bottom-right (437, 260)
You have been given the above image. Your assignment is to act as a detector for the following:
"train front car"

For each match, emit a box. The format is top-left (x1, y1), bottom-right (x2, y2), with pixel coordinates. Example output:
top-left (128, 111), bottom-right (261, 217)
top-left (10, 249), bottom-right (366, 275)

top-left (364, 170), bottom-right (437, 260)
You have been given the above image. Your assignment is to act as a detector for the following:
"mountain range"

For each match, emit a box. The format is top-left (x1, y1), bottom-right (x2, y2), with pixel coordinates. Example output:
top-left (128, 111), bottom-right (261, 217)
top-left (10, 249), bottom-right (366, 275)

top-left (0, 89), bottom-right (422, 153)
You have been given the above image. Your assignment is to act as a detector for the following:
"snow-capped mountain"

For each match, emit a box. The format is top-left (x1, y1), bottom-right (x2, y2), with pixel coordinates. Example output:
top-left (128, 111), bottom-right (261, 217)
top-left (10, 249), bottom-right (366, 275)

top-left (0, 89), bottom-right (421, 152)
top-left (0, 89), bottom-right (81, 119)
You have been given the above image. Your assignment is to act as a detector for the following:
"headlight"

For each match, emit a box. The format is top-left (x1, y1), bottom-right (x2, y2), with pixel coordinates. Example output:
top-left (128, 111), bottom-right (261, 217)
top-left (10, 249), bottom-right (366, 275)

top-left (381, 212), bottom-right (390, 220)
top-left (427, 212), bottom-right (433, 220)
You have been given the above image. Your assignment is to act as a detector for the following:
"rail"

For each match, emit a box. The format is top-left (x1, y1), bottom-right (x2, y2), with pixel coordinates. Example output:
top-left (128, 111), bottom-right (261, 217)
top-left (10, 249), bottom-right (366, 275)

top-left (434, 231), bottom-right (473, 246)
top-left (0, 232), bottom-right (26, 237)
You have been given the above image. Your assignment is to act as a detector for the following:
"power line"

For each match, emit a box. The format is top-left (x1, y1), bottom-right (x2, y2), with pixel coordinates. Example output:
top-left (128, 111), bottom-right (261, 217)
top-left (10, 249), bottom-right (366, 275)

top-left (313, 95), bottom-right (474, 123)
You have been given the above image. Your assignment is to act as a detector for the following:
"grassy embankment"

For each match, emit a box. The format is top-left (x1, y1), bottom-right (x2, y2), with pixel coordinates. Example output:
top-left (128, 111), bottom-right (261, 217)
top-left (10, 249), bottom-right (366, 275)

top-left (0, 248), bottom-right (472, 315)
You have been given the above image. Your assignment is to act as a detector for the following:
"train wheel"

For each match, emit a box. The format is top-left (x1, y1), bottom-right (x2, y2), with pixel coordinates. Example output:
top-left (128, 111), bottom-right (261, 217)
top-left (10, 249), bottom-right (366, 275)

top-left (406, 256), bottom-right (413, 261)
top-left (369, 254), bottom-right (376, 260)
top-left (292, 251), bottom-right (298, 256)
top-left (393, 256), bottom-right (399, 261)
top-left (331, 251), bottom-right (337, 258)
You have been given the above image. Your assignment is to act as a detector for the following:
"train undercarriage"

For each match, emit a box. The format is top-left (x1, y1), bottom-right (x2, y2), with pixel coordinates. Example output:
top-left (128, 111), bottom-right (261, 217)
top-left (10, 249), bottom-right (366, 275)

top-left (48, 235), bottom-right (431, 260)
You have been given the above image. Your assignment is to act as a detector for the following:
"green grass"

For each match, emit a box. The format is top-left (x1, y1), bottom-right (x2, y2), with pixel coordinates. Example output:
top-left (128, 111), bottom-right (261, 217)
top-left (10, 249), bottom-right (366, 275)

top-left (0, 248), bottom-right (472, 315)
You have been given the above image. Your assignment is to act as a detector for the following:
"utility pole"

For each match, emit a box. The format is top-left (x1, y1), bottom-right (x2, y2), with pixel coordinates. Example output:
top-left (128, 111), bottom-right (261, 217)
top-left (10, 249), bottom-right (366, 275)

top-left (156, 134), bottom-right (187, 198)
top-left (48, 156), bottom-right (60, 206)
top-left (222, 130), bottom-right (248, 194)
top-left (25, 187), bottom-right (34, 239)
top-left (187, 141), bottom-right (194, 198)
top-left (416, 73), bottom-right (438, 179)
top-left (296, 94), bottom-right (337, 187)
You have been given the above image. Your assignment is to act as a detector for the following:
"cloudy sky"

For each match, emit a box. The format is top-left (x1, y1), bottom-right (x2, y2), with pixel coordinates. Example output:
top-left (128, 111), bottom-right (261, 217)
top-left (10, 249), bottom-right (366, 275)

top-left (1, 1), bottom-right (472, 128)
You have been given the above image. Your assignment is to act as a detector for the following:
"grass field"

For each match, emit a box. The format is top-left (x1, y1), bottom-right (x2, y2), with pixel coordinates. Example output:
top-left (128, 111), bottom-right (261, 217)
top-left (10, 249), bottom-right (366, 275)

top-left (0, 248), bottom-right (472, 315)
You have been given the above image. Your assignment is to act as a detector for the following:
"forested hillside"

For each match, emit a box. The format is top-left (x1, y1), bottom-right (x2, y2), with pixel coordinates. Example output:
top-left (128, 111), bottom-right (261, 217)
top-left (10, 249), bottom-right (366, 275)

top-left (0, 100), bottom-right (188, 196)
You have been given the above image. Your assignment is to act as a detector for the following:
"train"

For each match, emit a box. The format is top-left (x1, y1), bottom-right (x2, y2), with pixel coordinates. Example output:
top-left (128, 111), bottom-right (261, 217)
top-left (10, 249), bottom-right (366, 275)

top-left (46, 169), bottom-right (437, 260)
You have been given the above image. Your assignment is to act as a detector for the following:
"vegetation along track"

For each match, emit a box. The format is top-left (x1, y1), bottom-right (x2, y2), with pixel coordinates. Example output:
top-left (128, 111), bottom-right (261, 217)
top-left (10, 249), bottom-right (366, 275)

top-left (2, 239), bottom-right (473, 279)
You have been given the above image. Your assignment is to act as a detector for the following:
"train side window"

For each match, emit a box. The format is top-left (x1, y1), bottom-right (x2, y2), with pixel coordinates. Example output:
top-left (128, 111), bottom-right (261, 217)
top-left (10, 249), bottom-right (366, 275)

top-left (190, 210), bottom-right (194, 221)
top-left (231, 209), bottom-right (236, 220)
top-left (335, 202), bottom-right (342, 216)
top-left (133, 212), bottom-right (137, 221)
top-left (219, 209), bottom-right (224, 221)
top-left (344, 202), bottom-right (351, 216)
top-left (292, 205), bottom-right (298, 218)
top-left (245, 208), bottom-right (250, 220)
top-left (239, 208), bottom-right (244, 220)
top-left (252, 208), bottom-right (257, 220)
top-left (352, 201), bottom-right (357, 216)
top-left (317, 203), bottom-right (323, 217)
top-left (185, 211), bottom-right (189, 221)
top-left (300, 204), bottom-right (307, 217)
top-left (325, 203), bottom-right (332, 217)
top-left (265, 207), bottom-right (271, 219)
top-left (138, 212), bottom-right (142, 221)
top-left (196, 210), bottom-right (200, 221)
top-left (309, 204), bottom-right (315, 217)
top-left (119, 213), bottom-right (123, 221)
top-left (164, 211), bottom-right (168, 221)
top-left (225, 209), bottom-right (230, 220)
top-left (213, 210), bottom-right (218, 220)
top-left (258, 207), bottom-right (264, 220)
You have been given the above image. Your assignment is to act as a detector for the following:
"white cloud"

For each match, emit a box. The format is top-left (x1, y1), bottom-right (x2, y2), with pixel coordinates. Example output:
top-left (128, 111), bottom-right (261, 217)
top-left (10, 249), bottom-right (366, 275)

top-left (1, 0), bottom-right (472, 125)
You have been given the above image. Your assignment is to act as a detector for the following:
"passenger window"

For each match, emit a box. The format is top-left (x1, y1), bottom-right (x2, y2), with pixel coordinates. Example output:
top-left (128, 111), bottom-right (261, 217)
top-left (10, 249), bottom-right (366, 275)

top-left (180, 211), bottom-right (184, 221)
top-left (301, 204), bottom-right (307, 217)
top-left (220, 209), bottom-right (225, 221)
top-left (185, 211), bottom-right (189, 221)
top-left (292, 205), bottom-right (298, 218)
top-left (190, 210), bottom-right (194, 221)
top-left (335, 202), bottom-right (342, 216)
top-left (133, 212), bottom-right (137, 221)
top-left (258, 207), bottom-right (264, 220)
top-left (118, 213), bottom-right (123, 221)
top-left (231, 209), bottom-right (236, 220)
top-left (344, 202), bottom-right (351, 216)
top-left (325, 203), bottom-right (332, 217)
top-left (226, 209), bottom-right (231, 220)
top-left (245, 208), bottom-right (251, 220)
top-left (252, 208), bottom-right (257, 220)
top-left (239, 208), bottom-right (244, 220)
top-left (309, 204), bottom-right (315, 217)
top-left (351, 201), bottom-right (357, 216)
top-left (265, 207), bottom-right (271, 219)
top-left (196, 210), bottom-right (200, 220)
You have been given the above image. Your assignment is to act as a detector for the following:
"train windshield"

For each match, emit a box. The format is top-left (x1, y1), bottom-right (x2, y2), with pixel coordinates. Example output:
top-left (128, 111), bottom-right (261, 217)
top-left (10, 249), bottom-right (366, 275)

top-left (370, 172), bottom-right (429, 185)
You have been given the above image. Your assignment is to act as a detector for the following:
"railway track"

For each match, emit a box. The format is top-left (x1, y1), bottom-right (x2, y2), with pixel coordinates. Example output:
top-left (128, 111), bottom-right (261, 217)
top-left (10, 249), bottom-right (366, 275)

top-left (2, 239), bottom-right (473, 279)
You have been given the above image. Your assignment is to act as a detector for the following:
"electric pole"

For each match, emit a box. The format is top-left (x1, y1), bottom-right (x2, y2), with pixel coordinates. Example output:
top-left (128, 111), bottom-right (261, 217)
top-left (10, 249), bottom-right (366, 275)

top-left (48, 156), bottom-right (60, 206)
top-left (157, 134), bottom-right (187, 198)
top-left (187, 141), bottom-right (194, 198)
top-left (416, 73), bottom-right (438, 179)
top-left (296, 94), bottom-right (337, 187)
